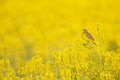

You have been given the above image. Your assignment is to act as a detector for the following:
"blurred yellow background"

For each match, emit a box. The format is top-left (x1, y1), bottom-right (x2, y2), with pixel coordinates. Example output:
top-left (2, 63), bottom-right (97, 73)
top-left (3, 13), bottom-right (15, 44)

top-left (0, 0), bottom-right (120, 69)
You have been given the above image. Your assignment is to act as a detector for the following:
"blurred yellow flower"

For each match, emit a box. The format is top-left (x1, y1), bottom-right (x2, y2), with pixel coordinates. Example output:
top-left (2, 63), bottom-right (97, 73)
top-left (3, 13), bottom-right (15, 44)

top-left (0, 0), bottom-right (120, 79)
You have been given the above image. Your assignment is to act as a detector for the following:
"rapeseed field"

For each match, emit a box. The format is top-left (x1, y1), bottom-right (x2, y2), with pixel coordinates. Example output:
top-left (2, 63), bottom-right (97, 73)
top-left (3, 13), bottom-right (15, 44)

top-left (0, 0), bottom-right (120, 80)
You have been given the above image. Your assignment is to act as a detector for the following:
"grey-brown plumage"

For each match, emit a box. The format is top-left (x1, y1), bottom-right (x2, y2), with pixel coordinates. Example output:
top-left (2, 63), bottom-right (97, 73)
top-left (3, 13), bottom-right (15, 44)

top-left (83, 29), bottom-right (96, 45)
top-left (83, 29), bottom-right (94, 41)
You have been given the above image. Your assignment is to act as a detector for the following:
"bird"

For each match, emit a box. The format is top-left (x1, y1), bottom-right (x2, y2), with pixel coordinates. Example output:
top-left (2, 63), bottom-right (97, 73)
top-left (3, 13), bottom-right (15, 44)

top-left (82, 29), bottom-right (96, 46)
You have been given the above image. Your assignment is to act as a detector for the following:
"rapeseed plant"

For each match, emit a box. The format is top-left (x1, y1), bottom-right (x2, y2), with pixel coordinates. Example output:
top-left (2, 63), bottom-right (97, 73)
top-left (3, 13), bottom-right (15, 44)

top-left (0, 28), bottom-right (120, 80)
top-left (0, 0), bottom-right (120, 80)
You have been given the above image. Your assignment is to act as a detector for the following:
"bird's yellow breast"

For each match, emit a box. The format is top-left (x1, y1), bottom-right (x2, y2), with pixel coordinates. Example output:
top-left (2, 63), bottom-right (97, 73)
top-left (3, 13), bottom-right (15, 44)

top-left (81, 33), bottom-right (92, 42)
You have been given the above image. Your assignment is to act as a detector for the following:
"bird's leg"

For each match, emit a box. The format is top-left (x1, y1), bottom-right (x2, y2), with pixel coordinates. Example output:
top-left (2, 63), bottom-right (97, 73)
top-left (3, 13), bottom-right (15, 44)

top-left (83, 43), bottom-right (90, 49)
